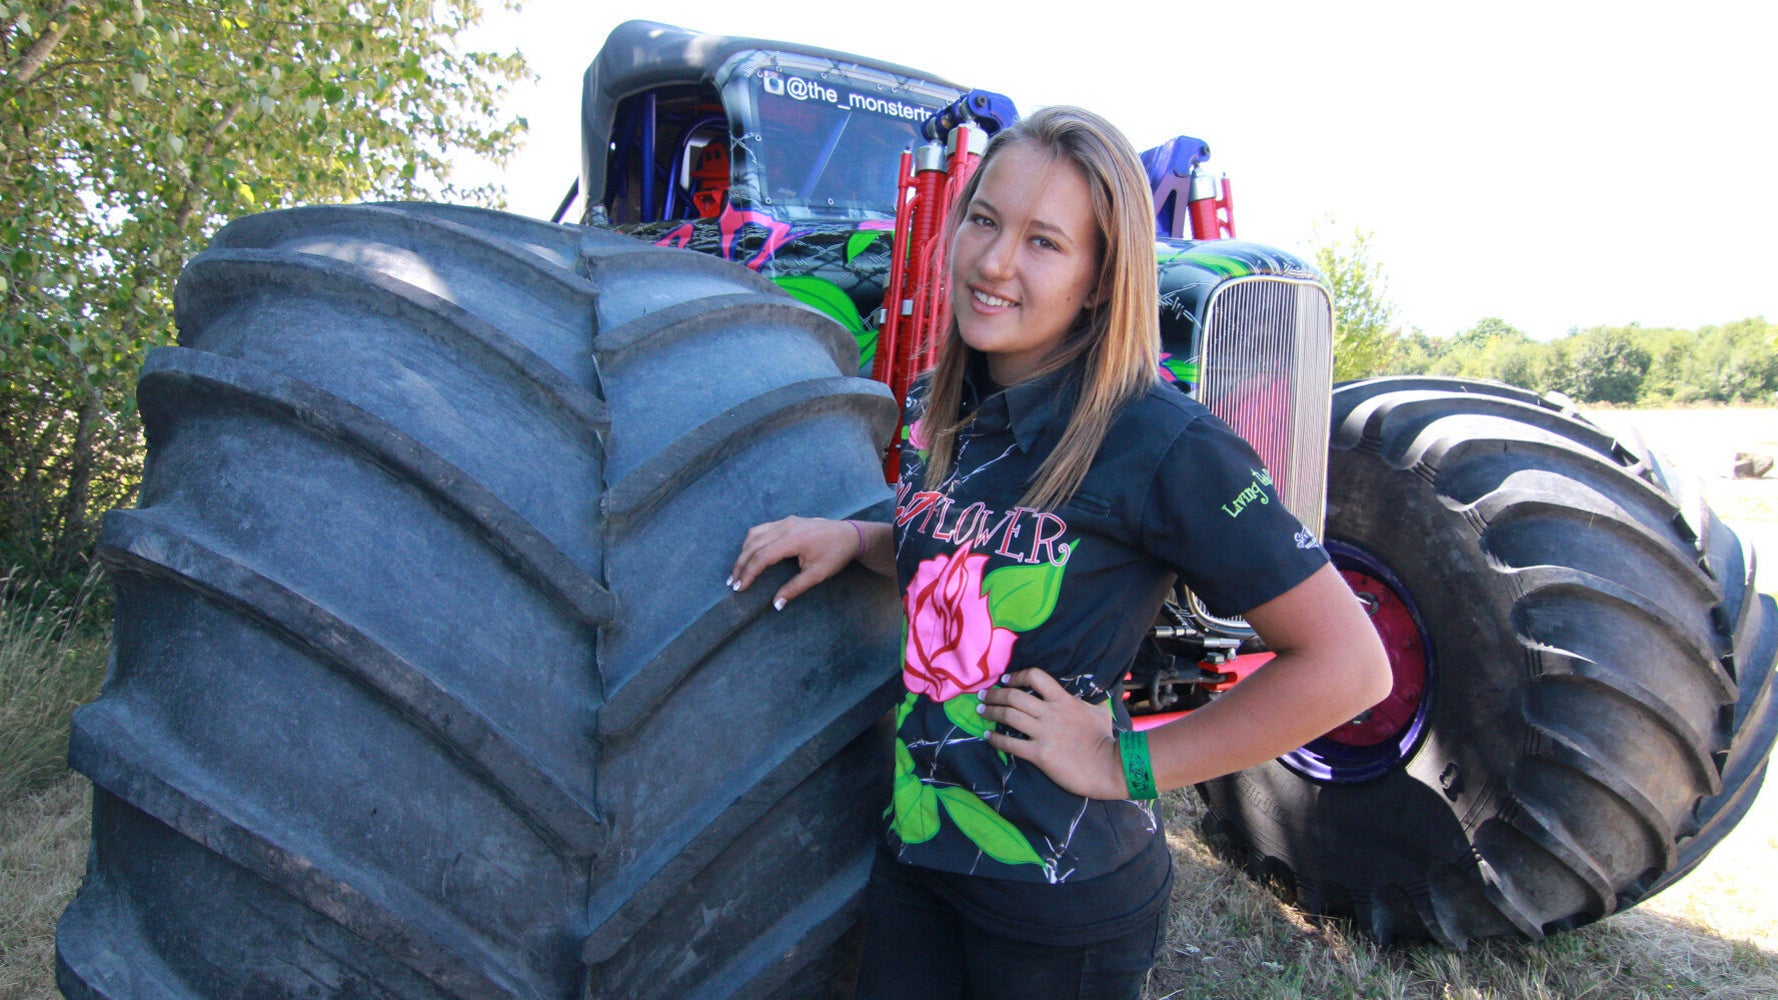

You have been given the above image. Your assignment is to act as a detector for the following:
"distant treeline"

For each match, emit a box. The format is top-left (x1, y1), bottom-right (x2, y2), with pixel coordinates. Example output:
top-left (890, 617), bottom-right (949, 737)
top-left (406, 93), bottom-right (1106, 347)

top-left (1372, 317), bottom-right (1778, 405)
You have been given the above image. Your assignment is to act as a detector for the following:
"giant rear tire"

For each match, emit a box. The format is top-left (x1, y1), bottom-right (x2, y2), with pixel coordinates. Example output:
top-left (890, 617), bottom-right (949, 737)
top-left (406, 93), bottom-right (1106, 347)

top-left (1199, 377), bottom-right (1778, 946)
top-left (55, 204), bottom-right (904, 998)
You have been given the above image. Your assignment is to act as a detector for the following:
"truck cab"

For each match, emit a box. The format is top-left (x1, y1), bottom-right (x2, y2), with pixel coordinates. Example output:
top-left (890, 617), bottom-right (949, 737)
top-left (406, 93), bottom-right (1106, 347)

top-left (579, 20), bottom-right (961, 230)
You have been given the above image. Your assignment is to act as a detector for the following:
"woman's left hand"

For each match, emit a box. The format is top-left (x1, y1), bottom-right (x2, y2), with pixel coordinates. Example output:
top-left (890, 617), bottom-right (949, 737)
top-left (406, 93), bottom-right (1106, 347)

top-left (978, 669), bottom-right (1128, 800)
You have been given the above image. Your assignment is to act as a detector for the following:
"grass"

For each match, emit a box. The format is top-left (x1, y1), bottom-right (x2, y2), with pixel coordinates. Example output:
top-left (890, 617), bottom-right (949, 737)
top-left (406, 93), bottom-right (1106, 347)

top-left (0, 777), bottom-right (88, 1000)
top-left (0, 571), bottom-right (107, 1000)
top-left (1144, 789), bottom-right (1778, 999)
top-left (0, 577), bottom-right (109, 806)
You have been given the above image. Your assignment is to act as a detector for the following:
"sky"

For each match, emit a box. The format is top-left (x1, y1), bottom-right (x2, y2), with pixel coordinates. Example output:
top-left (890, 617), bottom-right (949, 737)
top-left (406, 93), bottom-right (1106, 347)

top-left (452, 0), bottom-right (1777, 342)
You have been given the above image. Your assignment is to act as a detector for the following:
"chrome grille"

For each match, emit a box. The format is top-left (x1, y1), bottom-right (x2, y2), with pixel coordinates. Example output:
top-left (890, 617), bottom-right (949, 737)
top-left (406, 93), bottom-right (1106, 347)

top-left (1197, 276), bottom-right (1333, 535)
top-left (1184, 276), bottom-right (1333, 635)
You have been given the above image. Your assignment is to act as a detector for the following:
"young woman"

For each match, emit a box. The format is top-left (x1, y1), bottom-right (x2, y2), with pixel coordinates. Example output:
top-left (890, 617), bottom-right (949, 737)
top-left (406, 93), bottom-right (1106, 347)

top-left (729, 106), bottom-right (1391, 1000)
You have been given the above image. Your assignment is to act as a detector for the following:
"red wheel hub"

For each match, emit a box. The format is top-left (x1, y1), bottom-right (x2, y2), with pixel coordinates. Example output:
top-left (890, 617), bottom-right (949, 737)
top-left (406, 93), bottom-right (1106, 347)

top-left (1326, 568), bottom-right (1428, 747)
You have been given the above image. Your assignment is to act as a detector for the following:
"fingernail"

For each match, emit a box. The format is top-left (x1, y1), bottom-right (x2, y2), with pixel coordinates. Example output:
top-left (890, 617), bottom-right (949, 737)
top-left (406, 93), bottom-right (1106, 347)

top-left (724, 575), bottom-right (734, 588)
top-left (773, 597), bottom-right (786, 611)
top-left (1000, 675), bottom-right (1010, 685)
top-left (731, 580), bottom-right (742, 592)
top-left (975, 703), bottom-right (986, 714)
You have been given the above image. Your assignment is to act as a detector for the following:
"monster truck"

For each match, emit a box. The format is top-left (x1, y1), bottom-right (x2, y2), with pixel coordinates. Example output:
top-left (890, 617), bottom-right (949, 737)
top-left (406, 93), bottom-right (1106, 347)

top-left (57, 18), bottom-right (1778, 1000)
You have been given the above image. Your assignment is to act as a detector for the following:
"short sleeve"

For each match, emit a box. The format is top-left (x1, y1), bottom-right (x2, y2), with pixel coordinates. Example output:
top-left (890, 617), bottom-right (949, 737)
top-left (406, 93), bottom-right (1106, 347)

top-left (1138, 413), bottom-right (1329, 617)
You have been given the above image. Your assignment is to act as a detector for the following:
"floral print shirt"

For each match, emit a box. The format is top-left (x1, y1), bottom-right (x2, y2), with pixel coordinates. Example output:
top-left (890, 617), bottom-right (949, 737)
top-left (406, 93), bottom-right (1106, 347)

top-left (887, 364), bottom-right (1329, 884)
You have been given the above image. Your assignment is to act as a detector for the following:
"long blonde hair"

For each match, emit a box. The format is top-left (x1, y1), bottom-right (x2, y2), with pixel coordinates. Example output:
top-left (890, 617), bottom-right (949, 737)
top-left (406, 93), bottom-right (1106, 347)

top-left (920, 106), bottom-right (1161, 511)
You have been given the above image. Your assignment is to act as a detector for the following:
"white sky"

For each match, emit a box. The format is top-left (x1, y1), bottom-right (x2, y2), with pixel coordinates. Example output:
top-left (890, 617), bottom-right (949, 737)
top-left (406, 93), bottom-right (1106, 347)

top-left (453, 0), bottom-right (1777, 341)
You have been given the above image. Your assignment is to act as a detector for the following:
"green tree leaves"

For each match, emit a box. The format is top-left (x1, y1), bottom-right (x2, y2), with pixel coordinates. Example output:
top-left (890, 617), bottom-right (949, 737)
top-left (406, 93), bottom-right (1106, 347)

top-left (1560, 329), bottom-right (1651, 404)
top-left (1392, 317), bottom-right (1776, 405)
top-left (1304, 220), bottom-right (1776, 405)
top-left (1310, 221), bottom-right (1400, 381)
top-left (1, 1), bottom-right (527, 602)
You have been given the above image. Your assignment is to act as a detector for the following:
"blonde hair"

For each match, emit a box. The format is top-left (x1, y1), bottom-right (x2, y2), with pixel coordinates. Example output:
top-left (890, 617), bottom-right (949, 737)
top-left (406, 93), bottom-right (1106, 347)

top-left (920, 106), bottom-right (1161, 511)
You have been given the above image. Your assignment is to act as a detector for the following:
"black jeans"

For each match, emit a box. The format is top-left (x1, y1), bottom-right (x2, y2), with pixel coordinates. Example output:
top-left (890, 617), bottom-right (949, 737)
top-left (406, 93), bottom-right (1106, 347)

top-left (854, 851), bottom-right (1165, 1000)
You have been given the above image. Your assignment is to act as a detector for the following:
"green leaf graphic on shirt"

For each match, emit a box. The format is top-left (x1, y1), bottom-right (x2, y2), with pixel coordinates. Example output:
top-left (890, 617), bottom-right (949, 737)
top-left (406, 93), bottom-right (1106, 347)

top-left (936, 787), bottom-right (1045, 868)
top-left (896, 690), bottom-right (918, 731)
top-left (894, 737), bottom-right (914, 777)
top-left (891, 779), bottom-right (941, 844)
top-left (890, 741), bottom-right (940, 843)
top-left (942, 691), bottom-right (990, 738)
top-left (980, 542), bottom-right (1077, 632)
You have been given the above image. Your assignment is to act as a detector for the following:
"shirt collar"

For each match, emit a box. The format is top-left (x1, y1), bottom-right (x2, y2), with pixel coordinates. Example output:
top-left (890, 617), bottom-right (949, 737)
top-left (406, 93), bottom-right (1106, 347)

top-left (962, 358), bottom-right (1077, 452)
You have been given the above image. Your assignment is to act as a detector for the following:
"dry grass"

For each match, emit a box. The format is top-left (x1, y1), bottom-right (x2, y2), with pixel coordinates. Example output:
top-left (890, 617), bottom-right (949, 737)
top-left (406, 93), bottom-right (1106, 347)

top-left (0, 776), bottom-right (88, 1000)
top-left (1146, 790), bottom-right (1778, 1000)
top-left (0, 576), bottom-right (109, 806)
top-left (0, 575), bottom-right (107, 1000)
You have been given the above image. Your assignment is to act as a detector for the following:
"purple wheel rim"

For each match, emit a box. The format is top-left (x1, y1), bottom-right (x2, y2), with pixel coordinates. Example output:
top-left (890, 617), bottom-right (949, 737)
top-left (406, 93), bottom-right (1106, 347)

top-left (1281, 541), bottom-right (1435, 784)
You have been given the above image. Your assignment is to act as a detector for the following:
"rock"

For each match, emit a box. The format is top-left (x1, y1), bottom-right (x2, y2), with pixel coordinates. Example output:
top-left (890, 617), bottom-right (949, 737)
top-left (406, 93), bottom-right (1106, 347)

top-left (1733, 452), bottom-right (1774, 479)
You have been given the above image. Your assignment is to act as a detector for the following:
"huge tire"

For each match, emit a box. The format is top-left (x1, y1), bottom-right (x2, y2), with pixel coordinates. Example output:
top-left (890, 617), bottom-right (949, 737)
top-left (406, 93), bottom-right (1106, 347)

top-left (1199, 377), bottom-right (1778, 947)
top-left (55, 203), bottom-right (904, 998)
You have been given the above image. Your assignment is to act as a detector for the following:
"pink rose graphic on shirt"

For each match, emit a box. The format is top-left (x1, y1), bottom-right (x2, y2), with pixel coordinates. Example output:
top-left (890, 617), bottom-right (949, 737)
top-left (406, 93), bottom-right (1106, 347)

top-left (906, 416), bottom-right (928, 451)
top-left (902, 545), bottom-right (1015, 702)
top-left (903, 416), bottom-right (930, 463)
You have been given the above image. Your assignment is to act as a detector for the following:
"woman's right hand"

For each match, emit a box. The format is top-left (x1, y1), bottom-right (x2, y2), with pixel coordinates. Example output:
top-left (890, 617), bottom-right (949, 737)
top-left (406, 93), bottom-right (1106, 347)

top-left (729, 516), bottom-right (873, 611)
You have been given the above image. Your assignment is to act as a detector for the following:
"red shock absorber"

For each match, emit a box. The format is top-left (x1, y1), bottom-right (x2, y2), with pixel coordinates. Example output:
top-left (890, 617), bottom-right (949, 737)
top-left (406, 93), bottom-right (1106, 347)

top-left (1187, 167), bottom-right (1236, 240)
top-left (878, 141), bottom-right (948, 480)
top-left (947, 124), bottom-right (985, 192)
top-left (877, 124), bottom-right (990, 480)
top-left (917, 124), bottom-right (986, 369)
top-left (906, 144), bottom-right (948, 377)
top-left (872, 149), bottom-right (916, 389)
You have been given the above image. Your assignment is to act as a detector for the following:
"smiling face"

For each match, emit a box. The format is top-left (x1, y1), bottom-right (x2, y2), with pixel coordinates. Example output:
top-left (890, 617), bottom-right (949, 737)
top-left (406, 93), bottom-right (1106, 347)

top-left (949, 143), bottom-right (1104, 386)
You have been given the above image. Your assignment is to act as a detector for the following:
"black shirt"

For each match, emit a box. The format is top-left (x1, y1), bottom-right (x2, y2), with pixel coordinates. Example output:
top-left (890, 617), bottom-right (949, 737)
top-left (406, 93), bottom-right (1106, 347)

top-left (886, 361), bottom-right (1328, 900)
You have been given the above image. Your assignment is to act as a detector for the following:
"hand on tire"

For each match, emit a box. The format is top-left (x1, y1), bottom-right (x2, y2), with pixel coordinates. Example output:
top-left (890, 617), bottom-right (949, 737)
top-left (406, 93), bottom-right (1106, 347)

top-left (979, 669), bottom-right (1128, 800)
top-left (730, 516), bottom-right (860, 610)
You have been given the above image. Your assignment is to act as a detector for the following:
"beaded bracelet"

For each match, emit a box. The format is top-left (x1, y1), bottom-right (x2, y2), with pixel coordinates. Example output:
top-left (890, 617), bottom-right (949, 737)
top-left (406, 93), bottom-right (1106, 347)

top-left (1117, 729), bottom-right (1158, 800)
top-left (843, 519), bottom-right (866, 559)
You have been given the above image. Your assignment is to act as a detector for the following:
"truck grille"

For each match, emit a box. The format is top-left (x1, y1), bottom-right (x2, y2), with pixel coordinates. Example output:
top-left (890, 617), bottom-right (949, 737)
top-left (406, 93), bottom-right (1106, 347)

top-left (1196, 276), bottom-right (1333, 535)
top-left (1186, 276), bottom-right (1333, 632)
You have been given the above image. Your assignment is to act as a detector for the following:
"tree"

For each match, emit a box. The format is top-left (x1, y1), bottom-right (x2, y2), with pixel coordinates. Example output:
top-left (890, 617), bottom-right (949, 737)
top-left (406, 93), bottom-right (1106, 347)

top-left (1675, 318), bottom-right (1778, 403)
top-left (1561, 328), bottom-right (1650, 404)
top-left (1310, 221), bottom-right (1400, 380)
top-left (1426, 317), bottom-right (1537, 389)
top-left (1, 0), bottom-right (527, 603)
top-left (1387, 327), bottom-right (1445, 374)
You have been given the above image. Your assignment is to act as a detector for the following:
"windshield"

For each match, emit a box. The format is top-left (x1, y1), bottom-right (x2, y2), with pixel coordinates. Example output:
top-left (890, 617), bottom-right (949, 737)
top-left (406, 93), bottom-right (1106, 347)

top-left (736, 63), bottom-right (953, 218)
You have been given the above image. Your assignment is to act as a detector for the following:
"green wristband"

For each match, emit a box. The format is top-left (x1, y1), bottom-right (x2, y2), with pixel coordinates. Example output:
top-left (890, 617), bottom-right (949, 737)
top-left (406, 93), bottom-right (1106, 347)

top-left (1118, 729), bottom-right (1157, 800)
